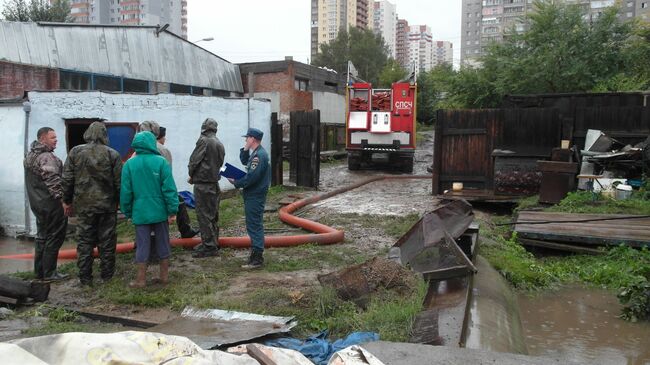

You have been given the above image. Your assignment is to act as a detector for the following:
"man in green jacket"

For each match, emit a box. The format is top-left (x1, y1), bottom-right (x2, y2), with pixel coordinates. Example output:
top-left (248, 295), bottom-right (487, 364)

top-left (121, 131), bottom-right (179, 288)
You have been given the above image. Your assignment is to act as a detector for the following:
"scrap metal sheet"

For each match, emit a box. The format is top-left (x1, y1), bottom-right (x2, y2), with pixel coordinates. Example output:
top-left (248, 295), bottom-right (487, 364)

top-left (148, 307), bottom-right (297, 350)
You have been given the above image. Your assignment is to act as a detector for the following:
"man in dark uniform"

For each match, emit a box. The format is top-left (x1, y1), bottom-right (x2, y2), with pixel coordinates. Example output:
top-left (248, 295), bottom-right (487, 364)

top-left (24, 127), bottom-right (69, 281)
top-left (188, 118), bottom-right (225, 258)
top-left (62, 122), bottom-right (123, 286)
top-left (228, 127), bottom-right (271, 269)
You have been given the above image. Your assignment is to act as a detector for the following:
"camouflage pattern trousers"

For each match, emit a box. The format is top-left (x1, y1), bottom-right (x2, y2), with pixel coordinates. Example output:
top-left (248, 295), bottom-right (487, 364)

top-left (193, 183), bottom-right (221, 248)
top-left (76, 211), bottom-right (117, 284)
top-left (33, 204), bottom-right (67, 279)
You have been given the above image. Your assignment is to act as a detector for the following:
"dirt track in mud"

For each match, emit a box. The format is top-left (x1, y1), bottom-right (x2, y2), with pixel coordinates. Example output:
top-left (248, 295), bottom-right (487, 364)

top-left (3, 130), bottom-right (438, 336)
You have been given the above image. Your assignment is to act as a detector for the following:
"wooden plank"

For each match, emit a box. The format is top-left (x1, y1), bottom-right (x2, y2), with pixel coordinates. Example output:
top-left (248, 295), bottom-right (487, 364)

top-left (442, 128), bottom-right (487, 136)
top-left (246, 344), bottom-right (278, 365)
top-left (519, 238), bottom-right (605, 255)
top-left (432, 113), bottom-right (444, 195)
top-left (514, 211), bottom-right (650, 247)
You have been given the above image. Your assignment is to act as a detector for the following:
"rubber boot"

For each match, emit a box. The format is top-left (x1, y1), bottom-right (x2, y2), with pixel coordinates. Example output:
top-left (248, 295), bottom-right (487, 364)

top-left (129, 263), bottom-right (147, 288)
top-left (159, 259), bottom-right (169, 285)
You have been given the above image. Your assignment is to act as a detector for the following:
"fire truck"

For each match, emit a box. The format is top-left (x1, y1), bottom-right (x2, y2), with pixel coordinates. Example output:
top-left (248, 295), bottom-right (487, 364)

top-left (346, 80), bottom-right (417, 172)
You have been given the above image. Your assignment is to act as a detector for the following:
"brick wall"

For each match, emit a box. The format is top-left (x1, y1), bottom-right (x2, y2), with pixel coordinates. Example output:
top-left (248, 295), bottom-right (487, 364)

top-left (244, 65), bottom-right (313, 113)
top-left (0, 61), bottom-right (59, 99)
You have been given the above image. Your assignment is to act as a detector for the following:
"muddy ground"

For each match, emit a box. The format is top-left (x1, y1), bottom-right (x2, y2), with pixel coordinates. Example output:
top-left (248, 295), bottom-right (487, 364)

top-left (0, 130), bottom-right (439, 340)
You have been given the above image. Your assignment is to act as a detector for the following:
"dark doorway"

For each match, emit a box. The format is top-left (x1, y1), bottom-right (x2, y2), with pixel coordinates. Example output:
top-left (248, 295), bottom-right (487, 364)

top-left (290, 110), bottom-right (320, 188)
top-left (65, 119), bottom-right (138, 161)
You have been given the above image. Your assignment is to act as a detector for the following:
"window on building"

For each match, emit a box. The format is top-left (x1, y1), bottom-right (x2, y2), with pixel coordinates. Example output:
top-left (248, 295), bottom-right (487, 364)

top-left (295, 78), bottom-right (309, 91)
top-left (170, 83), bottom-right (191, 94)
top-left (191, 87), bottom-right (205, 96)
top-left (123, 78), bottom-right (149, 93)
top-left (60, 71), bottom-right (91, 90)
top-left (642, 2), bottom-right (648, 8)
top-left (212, 89), bottom-right (230, 97)
top-left (94, 75), bottom-right (121, 92)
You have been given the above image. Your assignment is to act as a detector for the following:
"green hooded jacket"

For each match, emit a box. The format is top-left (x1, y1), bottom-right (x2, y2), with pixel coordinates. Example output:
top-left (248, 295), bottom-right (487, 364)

top-left (120, 131), bottom-right (179, 225)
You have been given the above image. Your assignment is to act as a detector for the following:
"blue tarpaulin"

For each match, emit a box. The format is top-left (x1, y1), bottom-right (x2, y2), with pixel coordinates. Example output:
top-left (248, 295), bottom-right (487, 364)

top-left (264, 331), bottom-right (379, 365)
top-left (179, 191), bottom-right (195, 209)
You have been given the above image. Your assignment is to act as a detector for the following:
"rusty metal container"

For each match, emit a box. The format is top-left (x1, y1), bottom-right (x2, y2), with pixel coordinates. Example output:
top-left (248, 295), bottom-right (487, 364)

top-left (538, 161), bottom-right (579, 204)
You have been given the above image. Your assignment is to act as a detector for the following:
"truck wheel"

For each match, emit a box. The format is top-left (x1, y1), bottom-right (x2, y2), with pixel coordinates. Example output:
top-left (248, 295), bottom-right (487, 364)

top-left (402, 156), bottom-right (414, 173)
top-left (348, 155), bottom-right (361, 170)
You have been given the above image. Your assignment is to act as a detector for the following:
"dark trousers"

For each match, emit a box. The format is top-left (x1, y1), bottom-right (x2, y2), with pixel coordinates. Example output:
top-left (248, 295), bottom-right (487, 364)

top-left (244, 191), bottom-right (267, 252)
top-left (176, 194), bottom-right (193, 237)
top-left (33, 204), bottom-right (67, 279)
top-left (194, 183), bottom-right (220, 248)
top-left (76, 211), bottom-right (117, 283)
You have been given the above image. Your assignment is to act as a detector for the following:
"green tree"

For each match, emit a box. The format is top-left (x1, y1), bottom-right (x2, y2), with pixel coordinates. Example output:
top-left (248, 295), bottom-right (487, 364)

top-left (447, 0), bottom-right (645, 108)
top-left (416, 64), bottom-right (458, 124)
top-left (377, 59), bottom-right (408, 88)
top-left (312, 27), bottom-right (389, 85)
top-left (2, 0), bottom-right (72, 22)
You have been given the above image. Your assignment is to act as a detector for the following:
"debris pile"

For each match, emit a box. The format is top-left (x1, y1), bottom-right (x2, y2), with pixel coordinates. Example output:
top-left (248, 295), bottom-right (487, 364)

top-left (318, 257), bottom-right (418, 308)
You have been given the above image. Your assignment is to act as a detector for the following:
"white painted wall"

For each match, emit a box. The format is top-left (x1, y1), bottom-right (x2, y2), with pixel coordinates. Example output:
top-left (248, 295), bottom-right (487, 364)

top-left (312, 92), bottom-right (346, 125)
top-left (0, 91), bottom-right (271, 236)
top-left (0, 103), bottom-right (28, 235)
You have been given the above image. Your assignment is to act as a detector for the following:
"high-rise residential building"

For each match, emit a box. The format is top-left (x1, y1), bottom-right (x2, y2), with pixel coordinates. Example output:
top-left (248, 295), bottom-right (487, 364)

top-left (373, 0), bottom-right (397, 58)
top-left (461, 0), bottom-right (646, 65)
top-left (310, 0), bottom-right (374, 60)
top-left (433, 41), bottom-right (453, 67)
top-left (395, 18), bottom-right (410, 69)
top-left (69, 0), bottom-right (188, 39)
top-left (408, 25), bottom-right (433, 75)
top-left (637, 0), bottom-right (649, 21)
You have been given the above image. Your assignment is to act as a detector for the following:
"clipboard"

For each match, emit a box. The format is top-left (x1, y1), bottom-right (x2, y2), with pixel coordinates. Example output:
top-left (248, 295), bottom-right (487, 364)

top-left (220, 163), bottom-right (246, 180)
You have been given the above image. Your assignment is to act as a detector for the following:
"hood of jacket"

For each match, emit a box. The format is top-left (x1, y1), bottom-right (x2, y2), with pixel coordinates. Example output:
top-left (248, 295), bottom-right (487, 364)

top-left (131, 131), bottom-right (160, 155)
top-left (138, 120), bottom-right (160, 138)
top-left (83, 122), bottom-right (109, 145)
top-left (29, 140), bottom-right (53, 154)
top-left (201, 118), bottom-right (218, 136)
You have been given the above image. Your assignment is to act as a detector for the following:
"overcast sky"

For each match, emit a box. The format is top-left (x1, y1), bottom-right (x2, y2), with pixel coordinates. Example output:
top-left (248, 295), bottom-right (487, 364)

top-left (0, 0), bottom-right (462, 66)
top-left (188, 0), bottom-right (462, 66)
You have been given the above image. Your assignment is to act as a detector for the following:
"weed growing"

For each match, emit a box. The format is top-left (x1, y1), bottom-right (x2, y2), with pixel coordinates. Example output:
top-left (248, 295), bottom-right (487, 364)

top-left (483, 192), bottom-right (650, 320)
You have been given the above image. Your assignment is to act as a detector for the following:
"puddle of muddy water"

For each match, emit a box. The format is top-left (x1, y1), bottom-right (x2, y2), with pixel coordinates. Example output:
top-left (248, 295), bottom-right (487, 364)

top-left (0, 237), bottom-right (75, 275)
top-left (518, 286), bottom-right (650, 365)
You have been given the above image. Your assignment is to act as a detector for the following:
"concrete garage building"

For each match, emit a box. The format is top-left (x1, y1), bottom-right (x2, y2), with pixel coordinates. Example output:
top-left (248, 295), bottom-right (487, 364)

top-left (0, 22), bottom-right (273, 236)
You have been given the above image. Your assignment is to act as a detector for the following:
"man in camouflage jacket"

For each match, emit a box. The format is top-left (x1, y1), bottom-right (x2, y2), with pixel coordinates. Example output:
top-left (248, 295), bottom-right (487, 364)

top-left (62, 122), bottom-right (123, 286)
top-left (24, 127), bottom-right (68, 281)
top-left (188, 118), bottom-right (225, 258)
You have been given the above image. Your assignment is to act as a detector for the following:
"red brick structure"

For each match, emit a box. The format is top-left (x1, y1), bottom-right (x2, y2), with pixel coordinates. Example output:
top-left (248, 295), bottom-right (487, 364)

top-left (239, 59), bottom-right (344, 114)
top-left (0, 61), bottom-right (59, 99)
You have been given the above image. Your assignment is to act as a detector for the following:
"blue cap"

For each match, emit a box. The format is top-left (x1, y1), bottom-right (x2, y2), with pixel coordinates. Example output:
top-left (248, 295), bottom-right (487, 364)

top-left (242, 127), bottom-right (264, 140)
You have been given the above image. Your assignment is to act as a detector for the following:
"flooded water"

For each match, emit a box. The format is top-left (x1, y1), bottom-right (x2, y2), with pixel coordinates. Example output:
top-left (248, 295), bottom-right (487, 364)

top-left (0, 237), bottom-right (75, 275)
top-left (519, 286), bottom-right (650, 365)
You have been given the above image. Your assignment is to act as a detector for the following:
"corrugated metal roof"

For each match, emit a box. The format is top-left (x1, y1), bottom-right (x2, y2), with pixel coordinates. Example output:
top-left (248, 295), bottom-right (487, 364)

top-left (0, 21), bottom-right (243, 93)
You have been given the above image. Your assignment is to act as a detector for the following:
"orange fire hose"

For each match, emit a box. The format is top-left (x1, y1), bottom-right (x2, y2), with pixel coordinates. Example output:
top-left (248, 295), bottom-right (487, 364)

top-left (0, 175), bottom-right (431, 260)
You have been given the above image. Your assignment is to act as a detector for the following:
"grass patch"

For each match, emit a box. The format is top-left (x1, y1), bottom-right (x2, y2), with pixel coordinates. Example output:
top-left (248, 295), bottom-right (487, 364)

top-left (212, 278), bottom-right (428, 341)
top-left (19, 304), bottom-right (122, 337)
top-left (547, 191), bottom-right (650, 215)
top-left (480, 214), bottom-right (650, 292)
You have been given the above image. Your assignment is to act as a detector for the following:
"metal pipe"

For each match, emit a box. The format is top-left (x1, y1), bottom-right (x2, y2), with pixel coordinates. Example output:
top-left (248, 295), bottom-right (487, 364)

top-left (22, 101), bottom-right (31, 235)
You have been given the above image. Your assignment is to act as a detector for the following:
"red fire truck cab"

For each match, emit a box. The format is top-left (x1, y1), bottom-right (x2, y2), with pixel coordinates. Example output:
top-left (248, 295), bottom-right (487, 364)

top-left (346, 81), bottom-right (417, 172)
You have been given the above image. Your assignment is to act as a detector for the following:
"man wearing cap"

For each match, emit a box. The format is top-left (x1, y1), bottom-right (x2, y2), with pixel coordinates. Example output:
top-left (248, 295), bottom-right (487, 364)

top-left (228, 127), bottom-right (270, 269)
top-left (188, 118), bottom-right (225, 258)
